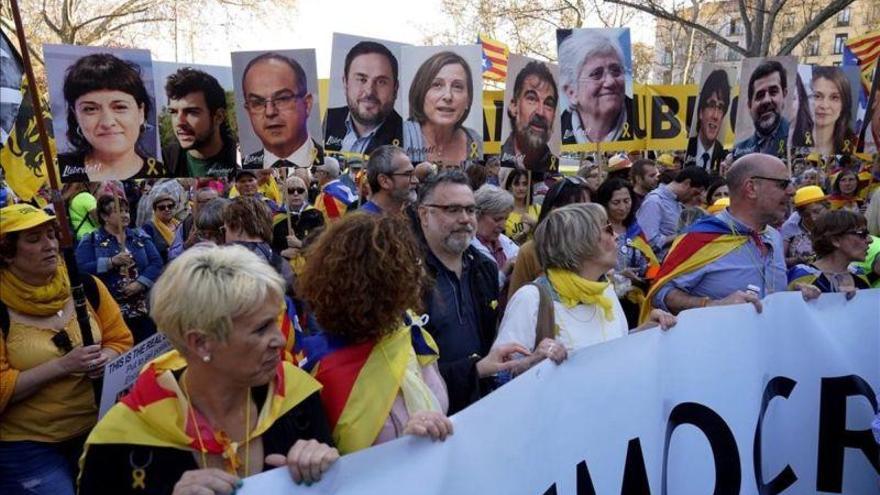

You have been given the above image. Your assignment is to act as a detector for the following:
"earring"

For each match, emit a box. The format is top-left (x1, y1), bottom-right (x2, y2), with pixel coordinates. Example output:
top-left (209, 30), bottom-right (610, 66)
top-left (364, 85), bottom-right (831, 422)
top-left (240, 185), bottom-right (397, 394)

top-left (202, 355), bottom-right (211, 363)
top-left (76, 126), bottom-right (84, 138)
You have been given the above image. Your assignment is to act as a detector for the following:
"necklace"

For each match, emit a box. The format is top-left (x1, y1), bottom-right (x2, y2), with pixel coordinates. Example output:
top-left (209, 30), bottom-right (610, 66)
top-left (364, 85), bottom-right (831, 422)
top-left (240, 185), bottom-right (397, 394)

top-left (181, 373), bottom-right (251, 477)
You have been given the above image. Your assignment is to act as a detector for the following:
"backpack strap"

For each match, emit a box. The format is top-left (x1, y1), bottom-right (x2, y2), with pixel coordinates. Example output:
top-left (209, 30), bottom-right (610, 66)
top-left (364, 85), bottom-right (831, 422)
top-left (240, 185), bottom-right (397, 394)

top-left (1, 275), bottom-right (101, 339)
top-left (530, 282), bottom-right (556, 349)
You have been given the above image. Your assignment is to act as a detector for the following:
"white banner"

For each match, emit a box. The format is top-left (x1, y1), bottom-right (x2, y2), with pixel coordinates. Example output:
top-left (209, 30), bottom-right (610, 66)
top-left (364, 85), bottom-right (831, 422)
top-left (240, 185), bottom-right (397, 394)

top-left (99, 332), bottom-right (172, 418)
top-left (240, 290), bottom-right (880, 494)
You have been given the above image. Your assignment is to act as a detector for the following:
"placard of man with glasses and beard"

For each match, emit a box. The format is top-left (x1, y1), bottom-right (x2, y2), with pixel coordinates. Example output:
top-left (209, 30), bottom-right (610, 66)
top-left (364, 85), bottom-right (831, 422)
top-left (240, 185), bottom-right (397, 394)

top-left (231, 49), bottom-right (324, 169)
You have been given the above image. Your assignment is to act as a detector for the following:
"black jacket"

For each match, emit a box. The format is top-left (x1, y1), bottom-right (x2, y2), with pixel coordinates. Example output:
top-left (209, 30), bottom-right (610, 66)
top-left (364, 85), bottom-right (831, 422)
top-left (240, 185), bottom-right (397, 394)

top-left (162, 133), bottom-right (239, 178)
top-left (685, 136), bottom-right (726, 174)
top-left (323, 106), bottom-right (403, 155)
top-left (561, 96), bottom-right (637, 145)
top-left (242, 140), bottom-right (325, 170)
top-left (422, 245), bottom-right (500, 414)
top-left (78, 390), bottom-right (332, 495)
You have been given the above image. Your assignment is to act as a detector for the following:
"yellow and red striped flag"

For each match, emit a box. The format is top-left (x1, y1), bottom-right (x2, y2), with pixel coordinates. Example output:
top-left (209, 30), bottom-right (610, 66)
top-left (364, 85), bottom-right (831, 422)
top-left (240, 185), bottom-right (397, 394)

top-left (845, 29), bottom-right (880, 91)
top-left (479, 34), bottom-right (509, 81)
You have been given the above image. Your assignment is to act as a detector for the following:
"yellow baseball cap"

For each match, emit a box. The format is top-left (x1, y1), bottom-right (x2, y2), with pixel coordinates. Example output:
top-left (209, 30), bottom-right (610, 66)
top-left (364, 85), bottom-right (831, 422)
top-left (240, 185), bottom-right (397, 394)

top-left (793, 185), bottom-right (826, 208)
top-left (0, 203), bottom-right (56, 236)
top-left (806, 153), bottom-right (821, 163)
top-left (657, 153), bottom-right (675, 168)
top-left (706, 197), bottom-right (730, 214)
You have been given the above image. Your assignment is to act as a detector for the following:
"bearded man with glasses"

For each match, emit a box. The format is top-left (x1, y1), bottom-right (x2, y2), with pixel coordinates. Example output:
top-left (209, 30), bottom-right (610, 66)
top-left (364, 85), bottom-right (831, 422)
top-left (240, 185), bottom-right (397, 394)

top-left (240, 52), bottom-right (325, 170)
top-left (416, 171), bottom-right (528, 414)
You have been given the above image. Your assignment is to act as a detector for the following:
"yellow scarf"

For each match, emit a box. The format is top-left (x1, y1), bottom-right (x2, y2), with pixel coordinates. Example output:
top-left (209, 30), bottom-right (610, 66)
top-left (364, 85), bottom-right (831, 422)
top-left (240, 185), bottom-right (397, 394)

top-left (151, 213), bottom-right (179, 245)
top-left (546, 268), bottom-right (614, 321)
top-left (0, 260), bottom-right (70, 316)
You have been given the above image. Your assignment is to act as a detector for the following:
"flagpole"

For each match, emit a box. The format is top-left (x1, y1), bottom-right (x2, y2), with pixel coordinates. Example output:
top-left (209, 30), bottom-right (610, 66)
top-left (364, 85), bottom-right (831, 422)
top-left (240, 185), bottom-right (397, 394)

top-left (9, 0), bottom-right (101, 401)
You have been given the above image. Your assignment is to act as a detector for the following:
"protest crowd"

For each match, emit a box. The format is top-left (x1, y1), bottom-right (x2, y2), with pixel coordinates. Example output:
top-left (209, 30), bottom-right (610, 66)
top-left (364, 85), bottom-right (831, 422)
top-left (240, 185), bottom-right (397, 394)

top-left (1, 23), bottom-right (880, 495)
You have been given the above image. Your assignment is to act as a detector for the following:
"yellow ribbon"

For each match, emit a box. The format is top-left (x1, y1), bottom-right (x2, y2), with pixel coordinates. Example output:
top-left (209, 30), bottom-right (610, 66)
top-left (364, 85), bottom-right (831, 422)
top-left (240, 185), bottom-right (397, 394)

top-left (146, 158), bottom-right (159, 176)
top-left (546, 268), bottom-right (615, 321)
top-left (842, 139), bottom-right (851, 153)
top-left (620, 122), bottom-right (631, 139)
top-left (311, 146), bottom-right (319, 164)
top-left (804, 132), bottom-right (813, 146)
top-left (131, 468), bottom-right (146, 489)
top-left (470, 142), bottom-right (479, 158)
top-left (777, 139), bottom-right (785, 156)
top-left (392, 138), bottom-right (400, 147)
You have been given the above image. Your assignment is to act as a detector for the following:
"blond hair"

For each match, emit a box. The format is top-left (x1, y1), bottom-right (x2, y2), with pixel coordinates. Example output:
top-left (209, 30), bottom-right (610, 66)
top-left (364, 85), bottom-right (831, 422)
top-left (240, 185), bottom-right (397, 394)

top-left (149, 244), bottom-right (284, 349)
top-left (535, 203), bottom-right (607, 272)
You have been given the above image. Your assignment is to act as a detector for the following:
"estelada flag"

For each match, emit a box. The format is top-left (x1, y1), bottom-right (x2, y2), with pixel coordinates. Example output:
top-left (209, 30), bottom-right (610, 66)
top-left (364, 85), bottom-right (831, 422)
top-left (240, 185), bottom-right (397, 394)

top-left (845, 29), bottom-right (880, 91)
top-left (0, 31), bottom-right (52, 202)
top-left (639, 216), bottom-right (750, 324)
top-left (479, 34), bottom-right (509, 81)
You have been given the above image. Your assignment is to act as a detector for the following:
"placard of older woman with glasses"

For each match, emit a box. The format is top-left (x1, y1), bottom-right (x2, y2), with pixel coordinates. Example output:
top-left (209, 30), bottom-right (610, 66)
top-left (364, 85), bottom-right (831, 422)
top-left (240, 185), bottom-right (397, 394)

top-left (558, 28), bottom-right (636, 146)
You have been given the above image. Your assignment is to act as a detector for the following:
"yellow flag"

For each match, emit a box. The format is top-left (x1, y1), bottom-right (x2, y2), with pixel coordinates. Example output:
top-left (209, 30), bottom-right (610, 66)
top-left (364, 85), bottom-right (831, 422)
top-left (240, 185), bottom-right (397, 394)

top-left (0, 76), bottom-right (52, 202)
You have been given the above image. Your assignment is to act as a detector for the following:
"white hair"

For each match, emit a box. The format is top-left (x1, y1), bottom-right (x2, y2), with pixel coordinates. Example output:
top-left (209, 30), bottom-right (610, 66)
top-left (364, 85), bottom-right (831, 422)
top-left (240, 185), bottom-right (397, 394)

top-left (558, 30), bottom-right (626, 110)
top-left (150, 244), bottom-right (284, 349)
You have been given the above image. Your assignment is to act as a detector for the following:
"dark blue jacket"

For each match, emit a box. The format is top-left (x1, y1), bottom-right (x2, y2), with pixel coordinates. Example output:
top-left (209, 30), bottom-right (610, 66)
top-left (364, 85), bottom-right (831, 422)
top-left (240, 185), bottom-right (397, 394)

top-left (75, 227), bottom-right (163, 302)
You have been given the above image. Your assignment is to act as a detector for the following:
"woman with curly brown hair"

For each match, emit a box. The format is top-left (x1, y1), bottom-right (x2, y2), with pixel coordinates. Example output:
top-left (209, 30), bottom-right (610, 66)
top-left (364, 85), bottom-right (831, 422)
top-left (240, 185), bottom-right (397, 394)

top-left (297, 213), bottom-right (452, 455)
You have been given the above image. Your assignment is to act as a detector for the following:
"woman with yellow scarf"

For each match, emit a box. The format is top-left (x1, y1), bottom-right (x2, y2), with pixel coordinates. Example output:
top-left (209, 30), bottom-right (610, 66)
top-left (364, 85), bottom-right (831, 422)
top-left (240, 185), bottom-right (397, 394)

top-left (0, 204), bottom-right (132, 495)
top-left (79, 245), bottom-right (337, 494)
top-left (141, 193), bottom-right (180, 263)
top-left (494, 203), bottom-right (676, 373)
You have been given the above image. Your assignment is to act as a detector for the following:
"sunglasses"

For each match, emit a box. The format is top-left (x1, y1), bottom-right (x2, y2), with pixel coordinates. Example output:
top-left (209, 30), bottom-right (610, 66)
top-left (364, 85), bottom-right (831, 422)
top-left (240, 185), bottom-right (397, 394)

top-left (154, 203), bottom-right (175, 211)
top-left (750, 176), bottom-right (792, 190)
top-left (844, 229), bottom-right (869, 240)
top-left (288, 187), bottom-right (307, 195)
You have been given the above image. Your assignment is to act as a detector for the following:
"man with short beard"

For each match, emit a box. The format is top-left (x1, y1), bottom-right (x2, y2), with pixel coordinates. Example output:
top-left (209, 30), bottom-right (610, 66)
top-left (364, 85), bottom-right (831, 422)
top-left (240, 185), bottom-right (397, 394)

top-left (417, 171), bottom-right (527, 413)
top-left (324, 41), bottom-right (403, 156)
top-left (733, 60), bottom-right (791, 159)
top-left (360, 145), bottom-right (418, 215)
top-left (500, 61), bottom-right (559, 175)
top-left (162, 68), bottom-right (238, 178)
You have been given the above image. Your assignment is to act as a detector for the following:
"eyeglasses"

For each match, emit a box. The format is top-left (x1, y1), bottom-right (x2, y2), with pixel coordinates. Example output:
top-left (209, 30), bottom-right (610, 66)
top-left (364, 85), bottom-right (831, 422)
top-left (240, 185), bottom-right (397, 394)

top-left (288, 187), bottom-right (307, 195)
top-left (581, 64), bottom-right (624, 82)
top-left (843, 229), bottom-right (869, 240)
top-left (701, 100), bottom-right (727, 112)
top-left (389, 170), bottom-right (415, 179)
top-left (603, 222), bottom-right (615, 236)
top-left (422, 203), bottom-right (477, 216)
top-left (154, 203), bottom-right (175, 211)
top-left (750, 176), bottom-right (792, 190)
top-left (245, 92), bottom-right (306, 113)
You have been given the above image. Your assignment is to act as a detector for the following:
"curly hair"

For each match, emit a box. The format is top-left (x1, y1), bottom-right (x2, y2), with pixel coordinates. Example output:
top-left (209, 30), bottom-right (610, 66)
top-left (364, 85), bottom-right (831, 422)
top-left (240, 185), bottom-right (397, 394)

top-left (297, 213), bottom-right (427, 343)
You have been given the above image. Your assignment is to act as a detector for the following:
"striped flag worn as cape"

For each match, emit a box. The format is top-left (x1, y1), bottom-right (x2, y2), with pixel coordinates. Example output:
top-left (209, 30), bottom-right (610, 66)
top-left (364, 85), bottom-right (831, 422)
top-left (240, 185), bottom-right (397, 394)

top-left (639, 215), bottom-right (750, 324)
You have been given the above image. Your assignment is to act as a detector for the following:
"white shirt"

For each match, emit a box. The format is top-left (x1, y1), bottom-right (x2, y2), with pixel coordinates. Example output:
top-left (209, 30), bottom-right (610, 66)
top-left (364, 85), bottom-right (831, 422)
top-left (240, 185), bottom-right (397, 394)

top-left (263, 137), bottom-right (315, 169)
top-left (493, 284), bottom-right (629, 353)
top-left (695, 138), bottom-right (716, 170)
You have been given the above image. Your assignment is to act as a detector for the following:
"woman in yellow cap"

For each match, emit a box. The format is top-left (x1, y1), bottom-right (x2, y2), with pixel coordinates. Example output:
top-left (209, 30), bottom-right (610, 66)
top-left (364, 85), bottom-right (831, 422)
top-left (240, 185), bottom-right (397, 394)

top-left (0, 204), bottom-right (132, 495)
top-left (781, 185), bottom-right (829, 268)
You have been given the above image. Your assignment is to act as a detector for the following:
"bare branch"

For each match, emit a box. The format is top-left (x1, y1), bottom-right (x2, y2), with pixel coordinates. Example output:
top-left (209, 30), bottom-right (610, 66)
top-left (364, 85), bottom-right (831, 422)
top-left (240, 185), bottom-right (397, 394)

top-left (776, 0), bottom-right (857, 55)
top-left (605, 0), bottom-right (747, 54)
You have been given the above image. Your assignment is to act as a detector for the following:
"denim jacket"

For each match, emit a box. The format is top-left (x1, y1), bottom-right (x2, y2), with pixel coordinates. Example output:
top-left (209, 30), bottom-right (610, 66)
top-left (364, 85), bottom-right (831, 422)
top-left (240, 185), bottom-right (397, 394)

top-left (75, 227), bottom-right (163, 317)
